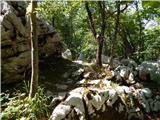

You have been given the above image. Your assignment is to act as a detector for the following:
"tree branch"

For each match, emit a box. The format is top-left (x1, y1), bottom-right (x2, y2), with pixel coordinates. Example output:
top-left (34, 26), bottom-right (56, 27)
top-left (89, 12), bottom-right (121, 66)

top-left (98, 1), bottom-right (106, 36)
top-left (85, 2), bottom-right (97, 38)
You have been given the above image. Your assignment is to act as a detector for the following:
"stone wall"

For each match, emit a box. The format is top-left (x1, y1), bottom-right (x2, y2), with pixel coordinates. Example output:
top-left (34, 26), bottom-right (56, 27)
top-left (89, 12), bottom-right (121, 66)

top-left (1, 1), bottom-right (64, 84)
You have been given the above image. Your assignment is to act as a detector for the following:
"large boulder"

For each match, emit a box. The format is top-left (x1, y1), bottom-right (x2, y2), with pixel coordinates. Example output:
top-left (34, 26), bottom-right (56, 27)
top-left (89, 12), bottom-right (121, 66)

top-left (102, 55), bottom-right (110, 64)
top-left (114, 66), bottom-right (136, 85)
top-left (121, 58), bottom-right (137, 69)
top-left (102, 55), bottom-right (121, 68)
top-left (137, 61), bottom-right (160, 82)
top-left (1, 1), bottom-right (64, 84)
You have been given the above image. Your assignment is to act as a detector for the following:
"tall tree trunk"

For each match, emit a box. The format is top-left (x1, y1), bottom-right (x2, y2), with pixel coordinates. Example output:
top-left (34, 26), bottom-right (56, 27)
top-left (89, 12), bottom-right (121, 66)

top-left (29, 0), bottom-right (38, 98)
top-left (96, 44), bottom-right (103, 66)
top-left (85, 1), bottom-right (106, 66)
top-left (85, 2), bottom-right (97, 38)
top-left (96, 1), bottom-right (105, 66)
top-left (98, 1), bottom-right (106, 36)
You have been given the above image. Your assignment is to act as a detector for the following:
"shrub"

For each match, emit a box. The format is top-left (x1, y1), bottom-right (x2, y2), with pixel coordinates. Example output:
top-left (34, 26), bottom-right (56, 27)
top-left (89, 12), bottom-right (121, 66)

top-left (0, 87), bottom-right (51, 120)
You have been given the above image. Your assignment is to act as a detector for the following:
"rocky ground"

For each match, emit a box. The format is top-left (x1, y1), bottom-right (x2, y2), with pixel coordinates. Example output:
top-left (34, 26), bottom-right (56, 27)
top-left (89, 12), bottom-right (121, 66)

top-left (1, 1), bottom-right (160, 120)
top-left (39, 56), bottom-right (84, 97)
top-left (49, 59), bottom-right (160, 120)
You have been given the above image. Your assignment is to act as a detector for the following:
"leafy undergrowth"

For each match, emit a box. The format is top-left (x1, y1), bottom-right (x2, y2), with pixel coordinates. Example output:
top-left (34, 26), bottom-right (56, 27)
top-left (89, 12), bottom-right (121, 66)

top-left (0, 87), bottom-right (52, 120)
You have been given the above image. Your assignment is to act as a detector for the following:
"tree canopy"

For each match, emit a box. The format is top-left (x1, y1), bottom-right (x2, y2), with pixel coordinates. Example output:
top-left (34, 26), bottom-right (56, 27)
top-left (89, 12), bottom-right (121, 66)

top-left (37, 0), bottom-right (160, 62)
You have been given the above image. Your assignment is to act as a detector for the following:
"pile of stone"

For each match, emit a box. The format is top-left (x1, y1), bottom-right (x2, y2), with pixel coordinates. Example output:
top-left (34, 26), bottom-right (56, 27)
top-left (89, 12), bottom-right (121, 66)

top-left (1, 1), bottom-right (64, 84)
top-left (50, 79), bottom-right (160, 120)
top-left (49, 58), bottom-right (160, 120)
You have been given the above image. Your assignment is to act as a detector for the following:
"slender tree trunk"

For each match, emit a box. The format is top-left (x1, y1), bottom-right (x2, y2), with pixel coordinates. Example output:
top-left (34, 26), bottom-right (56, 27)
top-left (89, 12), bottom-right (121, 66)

top-left (85, 1), bottom-right (106, 66)
top-left (98, 1), bottom-right (106, 36)
top-left (29, 0), bottom-right (38, 98)
top-left (96, 44), bottom-right (103, 66)
top-left (85, 2), bottom-right (97, 38)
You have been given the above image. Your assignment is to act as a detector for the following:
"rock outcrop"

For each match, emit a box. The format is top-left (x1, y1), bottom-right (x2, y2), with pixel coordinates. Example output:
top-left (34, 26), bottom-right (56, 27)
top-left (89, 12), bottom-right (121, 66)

top-left (50, 79), bottom-right (160, 120)
top-left (49, 59), bottom-right (160, 120)
top-left (1, 1), bottom-right (64, 84)
top-left (137, 61), bottom-right (160, 82)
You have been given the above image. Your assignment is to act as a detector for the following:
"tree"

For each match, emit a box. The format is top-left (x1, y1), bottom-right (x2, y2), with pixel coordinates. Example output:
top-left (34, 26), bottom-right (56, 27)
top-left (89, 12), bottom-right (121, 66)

top-left (38, 0), bottom-right (160, 63)
top-left (27, 0), bottom-right (39, 98)
top-left (85, 1), bottom-right (106, 66)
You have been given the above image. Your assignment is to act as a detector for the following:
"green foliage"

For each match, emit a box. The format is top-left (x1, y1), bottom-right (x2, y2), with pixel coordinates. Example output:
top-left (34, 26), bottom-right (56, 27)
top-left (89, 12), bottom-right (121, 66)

top-left (38, 0), bottom-right (160, 61)
top-left (143, 26), bottom-right (160, 60)
top-left (0, 87), bottom-right (51, 120)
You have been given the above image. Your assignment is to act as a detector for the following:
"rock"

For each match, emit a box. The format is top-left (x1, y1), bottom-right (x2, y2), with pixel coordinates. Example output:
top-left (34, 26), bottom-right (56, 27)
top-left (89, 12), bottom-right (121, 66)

top-left (57, 92), bottom-right (67, 98)
top-left (62, 72), bottom-right (70, 79)
top-left (112, 58), bottom-right (121, 69)
top-left (77, 53), bottom-right (85, 61)
top-left (50, 104), bottom-right (71, 120)
top-left (62, 49), bottom-right (72, 60)
top-left (102, 55), bottom-right (121, 68)
top-left (46, 90), bottom-right (54, 97)
top-left (55, 84), bottom-right (68, 91)
top-left (71, 68), bottom-right (84, 78)
top-left (121, 58), bottom-right (137, 69)
top-left (1, 2), bottom-right (26, 37)
top-left (107, 89), bottom-right (118, 106)
top-left (2, 51), bottom-right (30, 84)
top-left (73, 60), bottom-right (83, 65)
top-left (102, 55), bottom-right (110, 64)
top-left (141, 88), bottom-right (152, 98)
top-left (1, 1), bottom-right (64, 84)
top-left (42, 33), bottom-right (64, 57)
top-left (50, 82), bottom-right (160, 120)
top-left (50, 96), bottom-right (64, 109)
top-left (65, 93), bottom-right (85, 114)
top-left (128, 72), bottom-right (135, 84)
top-left (137, 61), bottom-right (160, 82)
top-left (119, 67), bottom-right (130, 79)
top-left (114, 66), bottom-right (136, 84)
top-left (151, 95), bottom-right (160, 112)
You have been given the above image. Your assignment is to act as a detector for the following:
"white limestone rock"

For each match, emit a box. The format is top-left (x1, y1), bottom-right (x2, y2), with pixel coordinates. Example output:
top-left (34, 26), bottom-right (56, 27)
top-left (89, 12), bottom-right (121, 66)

top-left (62, 49), bottom-right (72, 60)
top-left (128, 72), bottom-right (135, 84)
top-left (102, 55), bottom-right (110, 64)
top-left (65, 93), bottom-right (85, 114)
top-left (107, 89), bottom-right (118, 106)
top-left (114, 65), bottom-right (136, 84)
top-left (151, 95), bottom-right (160, 112)
top-left (121, 59), bottom-right (137, 69)
top-left (141, 88), bottom-right (152, 98)
top-left (116, 86), bottom-right (125, 95)
top-left (137, 61), bottom-right (160, 81)
top-left (50, 104), bottom-right (71, 120)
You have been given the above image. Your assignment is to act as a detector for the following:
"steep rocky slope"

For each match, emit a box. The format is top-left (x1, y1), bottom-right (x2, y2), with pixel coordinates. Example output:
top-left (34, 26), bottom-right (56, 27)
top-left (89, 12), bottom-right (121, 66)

top-left (1, 1), bottom-right (64, 84)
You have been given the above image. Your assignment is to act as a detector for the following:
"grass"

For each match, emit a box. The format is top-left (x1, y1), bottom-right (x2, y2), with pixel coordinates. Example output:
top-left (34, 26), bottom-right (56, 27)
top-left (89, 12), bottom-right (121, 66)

top-left (0, 87), bottom-right (52, 120)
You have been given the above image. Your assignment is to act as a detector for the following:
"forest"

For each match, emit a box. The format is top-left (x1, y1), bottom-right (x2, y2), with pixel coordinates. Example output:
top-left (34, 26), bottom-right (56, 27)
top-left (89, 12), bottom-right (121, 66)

top-left (1, 0), bottom-right (160, 120)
